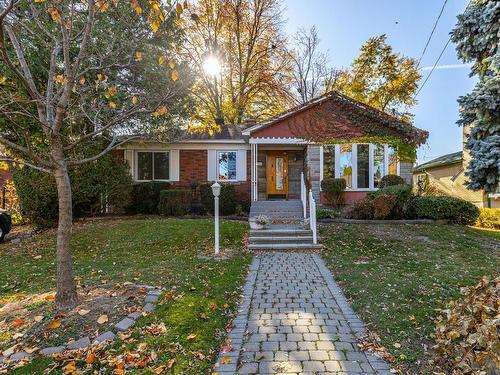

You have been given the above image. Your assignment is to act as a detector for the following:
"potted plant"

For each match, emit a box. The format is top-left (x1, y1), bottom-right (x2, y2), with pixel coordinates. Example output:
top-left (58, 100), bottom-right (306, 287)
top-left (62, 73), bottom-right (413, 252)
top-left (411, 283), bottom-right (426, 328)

top-left (249, 214), bottom-right (269, 230)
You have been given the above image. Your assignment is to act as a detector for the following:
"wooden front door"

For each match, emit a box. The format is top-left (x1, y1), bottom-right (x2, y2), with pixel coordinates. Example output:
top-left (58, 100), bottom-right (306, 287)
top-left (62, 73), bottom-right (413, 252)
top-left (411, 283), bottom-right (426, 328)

top-left (266, 151), bottom-right (288, 197)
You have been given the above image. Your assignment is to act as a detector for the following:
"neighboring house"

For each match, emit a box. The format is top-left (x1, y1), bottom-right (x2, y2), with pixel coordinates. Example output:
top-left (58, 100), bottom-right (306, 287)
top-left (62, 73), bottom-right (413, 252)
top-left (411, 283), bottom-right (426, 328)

top-left (117, 91), bottom-right (428, 206)
top-left (413, 151), bottom-right (500, 208)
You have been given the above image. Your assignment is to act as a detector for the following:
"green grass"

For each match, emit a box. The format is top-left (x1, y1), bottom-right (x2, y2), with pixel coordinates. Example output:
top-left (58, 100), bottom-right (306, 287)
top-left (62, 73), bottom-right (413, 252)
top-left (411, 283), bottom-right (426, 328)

top-left (0, 217), bottom-right (250, 374)
top-left (320, 223), bottom-right (499, 373)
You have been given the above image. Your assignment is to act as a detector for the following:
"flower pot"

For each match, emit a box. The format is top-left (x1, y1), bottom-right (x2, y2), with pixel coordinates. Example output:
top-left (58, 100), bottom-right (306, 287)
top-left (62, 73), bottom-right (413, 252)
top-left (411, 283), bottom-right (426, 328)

top-left (249, 220), bottom-right (264, 230)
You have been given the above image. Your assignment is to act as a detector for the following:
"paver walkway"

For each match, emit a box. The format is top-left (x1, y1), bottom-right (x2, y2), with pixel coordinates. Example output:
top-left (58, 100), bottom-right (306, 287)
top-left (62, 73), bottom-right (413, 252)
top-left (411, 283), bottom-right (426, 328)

top-left (214, 253), bottom-right (392, 374)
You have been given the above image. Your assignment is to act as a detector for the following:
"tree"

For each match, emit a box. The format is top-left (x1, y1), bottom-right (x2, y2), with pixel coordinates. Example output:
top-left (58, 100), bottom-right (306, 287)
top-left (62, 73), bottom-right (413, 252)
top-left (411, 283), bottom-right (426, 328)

top-left (182, 0), bottom-right (293, 126)
top-left (451, 0), bottom-right (499, 192)
top-left (0, 0), bottom-right (191, 309)
top-left (328, 34), bottom-right (421, 119)
top-left (290, 26), bottom-right (341, 104)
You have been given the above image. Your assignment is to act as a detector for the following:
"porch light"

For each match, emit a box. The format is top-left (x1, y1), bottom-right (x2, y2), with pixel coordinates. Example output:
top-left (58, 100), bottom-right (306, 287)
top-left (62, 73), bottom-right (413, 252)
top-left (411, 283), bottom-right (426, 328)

top-left (203, 55), bottom-right (221, 76)
top-left (211, 182), bottom-right (221, 255)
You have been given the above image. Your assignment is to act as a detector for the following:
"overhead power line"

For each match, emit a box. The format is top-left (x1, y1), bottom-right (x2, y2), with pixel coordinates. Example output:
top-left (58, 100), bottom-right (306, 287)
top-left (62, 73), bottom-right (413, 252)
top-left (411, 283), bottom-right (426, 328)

top-left (414, 38), bottom-right (451, 98)
top-left (417, 0), bottom-right (448, 67)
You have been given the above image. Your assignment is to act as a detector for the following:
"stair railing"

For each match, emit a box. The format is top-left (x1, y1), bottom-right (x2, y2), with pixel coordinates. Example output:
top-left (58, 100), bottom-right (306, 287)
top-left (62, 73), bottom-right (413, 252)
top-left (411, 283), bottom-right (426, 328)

top-left (309, 189), bottom-right (317, 244)
top-left (300, 172), bottom-right (307, 218)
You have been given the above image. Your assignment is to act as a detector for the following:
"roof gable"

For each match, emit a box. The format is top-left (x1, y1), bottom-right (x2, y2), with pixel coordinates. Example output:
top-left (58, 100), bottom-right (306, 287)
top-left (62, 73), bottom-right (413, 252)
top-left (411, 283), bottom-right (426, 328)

top-left (244, 91), bottom-right (428, 145)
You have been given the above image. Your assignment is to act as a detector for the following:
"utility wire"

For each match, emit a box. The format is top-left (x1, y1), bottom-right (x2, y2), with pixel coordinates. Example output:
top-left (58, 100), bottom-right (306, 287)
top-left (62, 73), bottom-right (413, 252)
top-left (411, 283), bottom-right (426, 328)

top-left (414, 38), bottom-right (451, 98)
top-left (417, 0), bottom-right (448, 67)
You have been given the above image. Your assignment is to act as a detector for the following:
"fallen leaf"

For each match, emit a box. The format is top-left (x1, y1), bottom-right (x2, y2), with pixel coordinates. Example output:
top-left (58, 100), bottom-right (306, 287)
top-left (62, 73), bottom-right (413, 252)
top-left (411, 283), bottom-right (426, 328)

top-left (85, 352), bottom-right (97, 364)
top-left (64, 361), bottom-right (76, 374)
top-left (78, 309), bottom-right (90, 316)
top-left (45, 294), bottom-right (55, 301)
top-left (47, 319), bottom-right (62, 329)
top-left (221, 345), bottom-right (233, 353)
top-left (186, 333), bottom-right (197, 341)
top-left (24, 347), bottom-right (38, 354)
top-left (220, 356), bottom-right (231, 364)
top-left (393, 342), bottom-right (401, 349)
top-left (12, 319), bottom-right (25, 327)
top-left (167, 358), bottom-right (176, 369)
top-left (97, 314), bottom-right (109, 324)
top-left (34, 315), bottom-right (44, 322)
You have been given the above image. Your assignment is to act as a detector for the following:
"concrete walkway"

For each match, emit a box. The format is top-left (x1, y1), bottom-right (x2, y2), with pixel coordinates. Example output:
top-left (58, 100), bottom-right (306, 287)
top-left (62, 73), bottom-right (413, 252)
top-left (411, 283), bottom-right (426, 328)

top-left (214, 253), bottom-right (392, 374)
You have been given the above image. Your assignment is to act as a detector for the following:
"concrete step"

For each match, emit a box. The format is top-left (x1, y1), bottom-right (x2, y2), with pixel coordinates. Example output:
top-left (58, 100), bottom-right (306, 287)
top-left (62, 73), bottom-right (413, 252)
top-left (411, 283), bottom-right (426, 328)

top-left (249, 229), bottom-right (312, 236)
top-left (248, 243), bottom-right (323, 250)
top-left (249, 236), bottom-right (314, 243)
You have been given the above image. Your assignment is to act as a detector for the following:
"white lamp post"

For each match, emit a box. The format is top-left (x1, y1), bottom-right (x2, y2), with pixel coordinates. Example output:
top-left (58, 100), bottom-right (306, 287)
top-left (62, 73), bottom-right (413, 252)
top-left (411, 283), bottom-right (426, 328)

top-left (211, 182), bottom-right (221, 256)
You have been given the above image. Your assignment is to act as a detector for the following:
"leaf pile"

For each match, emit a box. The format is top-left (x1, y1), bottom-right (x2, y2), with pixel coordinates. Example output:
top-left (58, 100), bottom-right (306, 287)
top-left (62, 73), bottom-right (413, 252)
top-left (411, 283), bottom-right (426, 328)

top-left (433, 276), bottom-right (499, 374)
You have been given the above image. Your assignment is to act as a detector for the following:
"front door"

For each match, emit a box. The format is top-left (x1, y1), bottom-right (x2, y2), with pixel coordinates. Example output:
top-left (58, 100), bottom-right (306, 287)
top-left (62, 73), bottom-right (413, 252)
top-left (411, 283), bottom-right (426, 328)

top-left (266, 151), bottom-right (288, 198)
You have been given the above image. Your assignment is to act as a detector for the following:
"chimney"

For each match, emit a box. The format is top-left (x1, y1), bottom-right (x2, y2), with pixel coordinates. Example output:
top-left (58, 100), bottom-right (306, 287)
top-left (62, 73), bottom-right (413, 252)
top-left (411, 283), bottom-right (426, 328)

top-left (244, 117), bottom-right (256, 128)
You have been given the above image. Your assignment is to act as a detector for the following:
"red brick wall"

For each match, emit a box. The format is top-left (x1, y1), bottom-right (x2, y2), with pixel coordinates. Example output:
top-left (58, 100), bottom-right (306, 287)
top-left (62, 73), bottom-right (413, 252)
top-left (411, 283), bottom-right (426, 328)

top-left (320, 191), bottom-right (368, 205)
top-left (0, 168), bottom-right (11, 188)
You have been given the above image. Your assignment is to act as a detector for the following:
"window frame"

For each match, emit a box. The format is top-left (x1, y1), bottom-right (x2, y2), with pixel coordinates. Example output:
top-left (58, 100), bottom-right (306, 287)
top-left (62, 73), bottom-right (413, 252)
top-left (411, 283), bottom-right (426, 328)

top-left (320, 143), bottom-right (400, 191)
top-left (216, 150), bottom-right (238, 182)
top-left (135, 150), bottom-right (171, 182)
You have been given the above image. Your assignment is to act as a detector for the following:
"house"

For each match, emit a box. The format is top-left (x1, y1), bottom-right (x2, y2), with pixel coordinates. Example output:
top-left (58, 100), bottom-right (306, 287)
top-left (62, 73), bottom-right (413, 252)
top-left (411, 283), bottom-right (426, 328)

top-left (117, 91), bottom-right (428, 208)
top-left (413, 151), bottom-right (500, 208)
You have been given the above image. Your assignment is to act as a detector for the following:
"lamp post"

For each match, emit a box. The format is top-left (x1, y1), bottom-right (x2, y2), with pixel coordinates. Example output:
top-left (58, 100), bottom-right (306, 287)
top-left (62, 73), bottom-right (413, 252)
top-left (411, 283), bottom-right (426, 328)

top-left (211, 182), bottom-right (221, 256)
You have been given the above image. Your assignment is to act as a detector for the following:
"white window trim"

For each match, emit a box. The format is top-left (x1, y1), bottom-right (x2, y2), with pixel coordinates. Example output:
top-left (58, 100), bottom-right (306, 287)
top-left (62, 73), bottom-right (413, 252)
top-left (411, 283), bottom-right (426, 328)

top-left (135, 150), bottom-right (171, 182)
top-left (216, 150), bottom-right (238, 182)
top-left (320, 143), bottom-right (401, 192)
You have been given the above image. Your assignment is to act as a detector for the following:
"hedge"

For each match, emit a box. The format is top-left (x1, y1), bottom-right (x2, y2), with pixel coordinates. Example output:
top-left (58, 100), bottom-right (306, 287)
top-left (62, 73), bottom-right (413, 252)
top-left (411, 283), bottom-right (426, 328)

top-left (414, 196), bottom-right (480, 225)
top-left (379, 174), bottom-right (405, 187)
top-left (126, 182), bottom-right (171, 214)
top-left (158, 189), bottom-right (191, 216)
top-left (475, 208), bottom-right (500, 229)
top-left (368, 184), bottom-right (413, 219)
top-left (13, 154), bottom-right (132, 228)
top-left (199, 183), bottom-right (237, 215)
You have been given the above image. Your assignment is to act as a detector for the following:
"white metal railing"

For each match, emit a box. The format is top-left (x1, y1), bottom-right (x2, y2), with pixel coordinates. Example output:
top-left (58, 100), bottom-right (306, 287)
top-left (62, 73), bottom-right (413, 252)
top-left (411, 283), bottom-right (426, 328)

top-left (300, 172), bottom-right (307, 218)
top-left (309, 189), bottom-right (317, 244)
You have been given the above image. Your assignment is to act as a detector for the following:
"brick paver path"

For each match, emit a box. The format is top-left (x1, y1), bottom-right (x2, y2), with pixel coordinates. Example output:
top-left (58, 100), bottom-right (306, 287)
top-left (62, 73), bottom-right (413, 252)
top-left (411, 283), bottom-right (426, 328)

top-left (214, 253), bottom-right (392, 374)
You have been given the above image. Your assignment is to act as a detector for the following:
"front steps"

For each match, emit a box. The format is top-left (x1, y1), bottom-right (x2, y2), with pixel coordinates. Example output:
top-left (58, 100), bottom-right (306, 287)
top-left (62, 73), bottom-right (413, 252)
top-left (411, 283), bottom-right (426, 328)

top-left (248, 200), bottom-right (321, 250)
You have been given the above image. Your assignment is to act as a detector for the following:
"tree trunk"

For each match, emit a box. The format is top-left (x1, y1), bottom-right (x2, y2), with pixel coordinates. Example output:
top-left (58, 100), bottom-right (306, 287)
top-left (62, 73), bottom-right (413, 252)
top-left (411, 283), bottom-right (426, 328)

top-left (54, 165), bottom-right (78, 310)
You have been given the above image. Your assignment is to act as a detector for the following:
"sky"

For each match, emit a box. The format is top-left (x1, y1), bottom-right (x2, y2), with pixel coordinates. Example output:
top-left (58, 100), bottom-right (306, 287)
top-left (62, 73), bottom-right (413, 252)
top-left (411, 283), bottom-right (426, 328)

top-left (282, 0), bottom-right (474, 165)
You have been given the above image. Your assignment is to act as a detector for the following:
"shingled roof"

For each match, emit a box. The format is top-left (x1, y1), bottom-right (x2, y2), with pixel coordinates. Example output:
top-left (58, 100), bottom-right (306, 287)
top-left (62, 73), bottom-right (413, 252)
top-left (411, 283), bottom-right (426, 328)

top-left (414, 151), bottom-right (463, 173)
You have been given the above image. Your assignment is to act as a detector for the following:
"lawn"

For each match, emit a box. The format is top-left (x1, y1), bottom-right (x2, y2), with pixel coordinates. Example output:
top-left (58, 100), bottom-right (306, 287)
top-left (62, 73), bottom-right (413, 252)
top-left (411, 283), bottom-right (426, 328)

top-left (320, 223), bottom-right (500, 374)
top-left (0, 217), bottom-right (250, 374)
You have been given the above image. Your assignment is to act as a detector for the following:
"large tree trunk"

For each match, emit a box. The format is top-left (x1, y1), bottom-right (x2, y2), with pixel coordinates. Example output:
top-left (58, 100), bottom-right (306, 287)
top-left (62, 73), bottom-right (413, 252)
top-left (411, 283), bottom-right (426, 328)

top-left (54, 164), bottom-right (78, 310)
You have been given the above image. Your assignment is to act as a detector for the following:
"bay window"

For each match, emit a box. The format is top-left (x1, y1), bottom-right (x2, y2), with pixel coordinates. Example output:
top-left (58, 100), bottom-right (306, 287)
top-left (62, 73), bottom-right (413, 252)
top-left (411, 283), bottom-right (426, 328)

top-left (137, 151), bottom-right (170, 181)
top-left (339, 144), bottom-right (353, 188)
top-left (373, 145), bottom-right (385, 188)
top-left (321, 144), bottom-right (399, 190)
top-left (218, 151), bottom-right (237, 181)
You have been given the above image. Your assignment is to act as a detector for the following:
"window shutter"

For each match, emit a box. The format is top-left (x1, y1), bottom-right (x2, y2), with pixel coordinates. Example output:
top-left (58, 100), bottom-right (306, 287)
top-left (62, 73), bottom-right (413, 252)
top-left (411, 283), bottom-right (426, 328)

top-left (236, 149), bottom-right (247, 181)
top-left (124, 150), bottom-right (135, 179)
top-left (207, 150), bottom-right (216, 181)
top-left (169, 150), bottom-right (180, 181)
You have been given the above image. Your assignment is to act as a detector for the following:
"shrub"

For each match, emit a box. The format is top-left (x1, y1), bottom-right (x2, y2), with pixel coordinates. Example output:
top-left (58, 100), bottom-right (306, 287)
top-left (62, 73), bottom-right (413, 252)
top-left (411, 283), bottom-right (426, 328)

top-left (127, 182), bottom-right (170, 214)
top-left (379, 174), bottom-right (406, 187)
top-left (158, 189), bottom-right (191, 216)
top-left (434, 276), bottom-right (499, 374)
top-left (476, 208), bottom-right (500, 229)
top-left (199, 183), bottom-right (237, 215)
top-left (321, 178), bottom-right (346, 206)
top-left (368, 184), bottom-right (413, 218)
top-left (220, 184), bottom-right (236, 215)
top-left (13, 154), bottom-right (132, 228)
top-left (345, 198), bottom-right (374, 219)
top-left (316, 207), bottom-right (340, 220)
top-left (372, 194), bottom-right (397, 220)
top-left (414, 196), bottom-right (480, 225)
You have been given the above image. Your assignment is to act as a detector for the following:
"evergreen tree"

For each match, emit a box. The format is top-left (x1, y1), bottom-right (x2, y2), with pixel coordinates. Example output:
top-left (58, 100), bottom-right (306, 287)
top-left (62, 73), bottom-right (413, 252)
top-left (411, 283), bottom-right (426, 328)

top-left (451, 0), bottom-right (499, 192)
